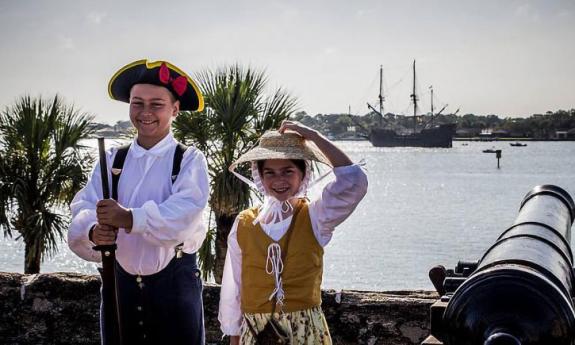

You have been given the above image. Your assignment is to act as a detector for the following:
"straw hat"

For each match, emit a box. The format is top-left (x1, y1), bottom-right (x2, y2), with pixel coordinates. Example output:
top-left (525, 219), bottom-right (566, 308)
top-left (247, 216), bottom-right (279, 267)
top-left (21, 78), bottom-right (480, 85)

top-left (229, 130), bottom-right (332, 172)
top-left (108, 59), bottom-right (204, 111)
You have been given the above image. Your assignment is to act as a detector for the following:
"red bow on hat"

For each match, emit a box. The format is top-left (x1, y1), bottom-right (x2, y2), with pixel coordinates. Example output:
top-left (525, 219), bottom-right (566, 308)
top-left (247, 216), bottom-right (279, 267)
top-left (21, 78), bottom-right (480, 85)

top-left (159, 63), bottom-right (188, 96)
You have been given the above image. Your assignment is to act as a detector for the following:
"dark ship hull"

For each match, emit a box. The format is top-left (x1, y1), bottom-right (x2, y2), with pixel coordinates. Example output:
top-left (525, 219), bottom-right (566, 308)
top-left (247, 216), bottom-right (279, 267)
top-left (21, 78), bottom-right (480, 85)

top-left (369, 123), bottom-right (456, 148)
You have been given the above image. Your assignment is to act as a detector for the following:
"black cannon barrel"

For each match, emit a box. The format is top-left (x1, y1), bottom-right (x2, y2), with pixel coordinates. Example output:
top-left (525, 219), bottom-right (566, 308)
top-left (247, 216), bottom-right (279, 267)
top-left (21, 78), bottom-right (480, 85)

top-left (437, 185), bottom-right (575, 345)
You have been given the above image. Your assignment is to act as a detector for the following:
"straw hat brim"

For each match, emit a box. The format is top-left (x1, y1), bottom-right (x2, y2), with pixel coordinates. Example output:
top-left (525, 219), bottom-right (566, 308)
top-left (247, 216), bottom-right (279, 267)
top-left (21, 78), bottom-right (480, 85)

top-left (230, 144), bottom-right (332, 171)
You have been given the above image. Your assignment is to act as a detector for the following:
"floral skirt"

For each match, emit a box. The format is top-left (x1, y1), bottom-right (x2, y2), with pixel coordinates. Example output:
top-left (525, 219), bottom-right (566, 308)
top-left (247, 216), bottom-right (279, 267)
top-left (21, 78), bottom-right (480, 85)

top-left (240, 306), bottom-right (332, 344)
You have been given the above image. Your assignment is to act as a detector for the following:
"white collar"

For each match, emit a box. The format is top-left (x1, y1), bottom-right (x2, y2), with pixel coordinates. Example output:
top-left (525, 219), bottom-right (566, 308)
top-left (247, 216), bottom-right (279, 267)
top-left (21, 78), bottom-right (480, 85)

top-left (130, 132), bottom-right (176, 158)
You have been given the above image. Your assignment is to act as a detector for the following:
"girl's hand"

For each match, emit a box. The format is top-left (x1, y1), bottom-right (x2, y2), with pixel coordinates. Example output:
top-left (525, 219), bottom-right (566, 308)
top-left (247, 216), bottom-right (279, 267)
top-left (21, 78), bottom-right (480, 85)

top-left (229, 336), bottom-right (240, 345)
top-left (278, 120), bottom-right (319, 141)
top-left (279, 120), bottom-right (353, 167)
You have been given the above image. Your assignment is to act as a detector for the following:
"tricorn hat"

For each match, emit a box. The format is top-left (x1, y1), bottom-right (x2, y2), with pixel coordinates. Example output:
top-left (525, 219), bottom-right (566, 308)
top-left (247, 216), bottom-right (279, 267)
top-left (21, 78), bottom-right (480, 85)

top-left (229, 130), bottom-right (332, 172)
top-left (108, 59), bottom-right (204, 111)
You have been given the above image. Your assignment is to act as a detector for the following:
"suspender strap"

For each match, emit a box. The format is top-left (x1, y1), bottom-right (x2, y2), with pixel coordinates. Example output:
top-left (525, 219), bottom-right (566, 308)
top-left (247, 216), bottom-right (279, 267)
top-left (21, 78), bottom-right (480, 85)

top-left (111, 144), bottom-right (131, 201)
top-left (110, 142), bottom-right (188, 201)
top-left (171, 143), bottom-right (188, 183)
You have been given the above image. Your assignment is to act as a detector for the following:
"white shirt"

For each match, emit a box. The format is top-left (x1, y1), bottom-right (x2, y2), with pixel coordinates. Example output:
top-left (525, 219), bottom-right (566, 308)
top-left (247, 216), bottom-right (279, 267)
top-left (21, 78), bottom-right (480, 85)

top-left (218, 164), bottom-right (368, 336)
top-left (67, 132), bottom-right (210, 276)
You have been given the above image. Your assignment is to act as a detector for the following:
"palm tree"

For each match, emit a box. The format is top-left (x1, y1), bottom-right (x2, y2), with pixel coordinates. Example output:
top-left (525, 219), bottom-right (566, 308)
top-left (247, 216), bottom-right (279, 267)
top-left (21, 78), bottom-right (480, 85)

top-left (174, 65), bottom-right (297, 282)
top-left (0, 95), bottom-right (95, 274)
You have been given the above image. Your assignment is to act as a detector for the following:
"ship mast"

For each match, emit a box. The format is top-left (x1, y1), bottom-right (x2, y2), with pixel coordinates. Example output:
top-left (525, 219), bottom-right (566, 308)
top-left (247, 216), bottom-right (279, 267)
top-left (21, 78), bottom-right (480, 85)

top-left (379, 65), bottom-right (384, 127)
top-left (430, 85), bottom-right (434, 126)
top-left (410, 60), bottom-right (418, 134)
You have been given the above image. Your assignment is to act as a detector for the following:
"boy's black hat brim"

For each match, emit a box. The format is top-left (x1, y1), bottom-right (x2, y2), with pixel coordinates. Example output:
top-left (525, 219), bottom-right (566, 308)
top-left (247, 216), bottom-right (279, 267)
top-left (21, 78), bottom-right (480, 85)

top-left (108, 59), bottom-right (204, 111)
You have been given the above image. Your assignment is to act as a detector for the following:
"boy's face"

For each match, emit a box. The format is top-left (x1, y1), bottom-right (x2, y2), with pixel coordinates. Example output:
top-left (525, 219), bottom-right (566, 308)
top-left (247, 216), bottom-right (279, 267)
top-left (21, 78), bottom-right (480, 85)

top-left (129, 83), bottom-right (180, 149)
top-left (260, 159), bottom-right (304, 202)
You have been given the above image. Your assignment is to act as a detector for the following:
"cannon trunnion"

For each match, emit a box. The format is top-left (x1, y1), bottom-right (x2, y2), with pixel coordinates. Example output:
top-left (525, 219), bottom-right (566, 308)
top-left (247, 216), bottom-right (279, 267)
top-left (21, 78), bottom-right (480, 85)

top-left (423, 185), bottom-right (575, 345)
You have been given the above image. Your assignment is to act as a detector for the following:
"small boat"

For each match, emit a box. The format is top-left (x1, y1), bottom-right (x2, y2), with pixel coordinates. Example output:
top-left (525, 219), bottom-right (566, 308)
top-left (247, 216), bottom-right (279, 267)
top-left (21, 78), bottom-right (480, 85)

top-left (483, 149), bottom-right (497, 153)
top-left (510, 142), bottom-right (527, 147)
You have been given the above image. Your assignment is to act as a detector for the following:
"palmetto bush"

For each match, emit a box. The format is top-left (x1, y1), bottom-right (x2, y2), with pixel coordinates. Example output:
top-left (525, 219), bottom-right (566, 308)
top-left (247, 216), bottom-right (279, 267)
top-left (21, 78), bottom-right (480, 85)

top-left (174, 65), bottom-right (297, 282)
top-left (0, 95), bottom-right (95, 273)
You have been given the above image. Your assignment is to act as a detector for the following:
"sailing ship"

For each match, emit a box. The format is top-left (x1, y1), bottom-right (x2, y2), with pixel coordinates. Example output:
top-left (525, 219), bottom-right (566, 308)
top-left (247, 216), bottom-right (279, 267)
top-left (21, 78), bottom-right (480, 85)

top-left (366, 61), bottom-right (456, 148)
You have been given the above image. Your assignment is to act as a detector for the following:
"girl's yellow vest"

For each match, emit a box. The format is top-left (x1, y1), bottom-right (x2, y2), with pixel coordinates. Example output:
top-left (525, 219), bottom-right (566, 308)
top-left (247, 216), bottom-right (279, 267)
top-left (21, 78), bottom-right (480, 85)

top-left (237, 200), bottom-right (324, 313)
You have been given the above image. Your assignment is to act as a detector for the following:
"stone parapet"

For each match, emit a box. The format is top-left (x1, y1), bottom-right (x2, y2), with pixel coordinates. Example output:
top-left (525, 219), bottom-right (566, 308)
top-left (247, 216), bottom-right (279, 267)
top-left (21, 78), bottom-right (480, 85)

top-left (0, 272), bottom-right (436, 344)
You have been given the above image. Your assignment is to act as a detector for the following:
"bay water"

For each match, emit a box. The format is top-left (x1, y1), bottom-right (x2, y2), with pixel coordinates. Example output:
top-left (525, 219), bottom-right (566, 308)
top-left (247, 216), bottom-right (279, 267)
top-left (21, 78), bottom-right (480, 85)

top-left (1, 140), bottom-right (574, 291)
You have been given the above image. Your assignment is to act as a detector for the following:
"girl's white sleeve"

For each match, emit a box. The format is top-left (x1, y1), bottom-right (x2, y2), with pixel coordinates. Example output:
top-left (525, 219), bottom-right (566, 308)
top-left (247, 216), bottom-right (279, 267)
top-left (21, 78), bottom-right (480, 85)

top-left (218, 216), bottom-right (243, 336)
top-left (309, 163), bottom-right (368, 247)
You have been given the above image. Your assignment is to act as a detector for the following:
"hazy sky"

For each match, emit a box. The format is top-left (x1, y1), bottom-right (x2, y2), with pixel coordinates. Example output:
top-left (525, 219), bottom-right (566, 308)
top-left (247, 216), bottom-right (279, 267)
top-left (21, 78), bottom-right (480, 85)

top-left (1, 0), bottom-right (573, 124)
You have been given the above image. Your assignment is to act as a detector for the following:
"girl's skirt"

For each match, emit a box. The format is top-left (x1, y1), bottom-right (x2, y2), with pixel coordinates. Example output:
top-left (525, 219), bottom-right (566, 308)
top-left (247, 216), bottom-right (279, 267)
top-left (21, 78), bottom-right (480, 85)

top-left (240, 306), bottom-right (332, 344)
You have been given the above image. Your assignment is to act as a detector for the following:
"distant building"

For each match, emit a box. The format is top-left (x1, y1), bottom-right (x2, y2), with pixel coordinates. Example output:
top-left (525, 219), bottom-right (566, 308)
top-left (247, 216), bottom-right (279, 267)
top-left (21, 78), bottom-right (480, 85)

top-left (556, 130), bottom-right (568, 140)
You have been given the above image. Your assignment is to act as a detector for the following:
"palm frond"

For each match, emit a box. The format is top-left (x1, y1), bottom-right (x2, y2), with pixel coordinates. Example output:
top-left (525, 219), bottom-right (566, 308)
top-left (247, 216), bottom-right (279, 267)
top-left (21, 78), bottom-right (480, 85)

top-left (0, 94), bottom-right (95, 273)
top-left (176, 64), bottom-right (298, 280)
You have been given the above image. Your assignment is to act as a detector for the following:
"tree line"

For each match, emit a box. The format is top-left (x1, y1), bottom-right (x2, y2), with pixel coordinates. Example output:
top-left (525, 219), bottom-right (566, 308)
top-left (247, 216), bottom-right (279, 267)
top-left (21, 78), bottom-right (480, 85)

top-left (292, 109), bottom-right (575, 139)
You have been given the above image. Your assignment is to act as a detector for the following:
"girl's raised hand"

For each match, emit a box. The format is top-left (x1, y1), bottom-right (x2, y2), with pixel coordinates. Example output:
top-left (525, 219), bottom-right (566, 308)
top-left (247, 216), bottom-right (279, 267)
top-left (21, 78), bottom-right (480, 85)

top-left (278, 120), bottom-right (318, 141)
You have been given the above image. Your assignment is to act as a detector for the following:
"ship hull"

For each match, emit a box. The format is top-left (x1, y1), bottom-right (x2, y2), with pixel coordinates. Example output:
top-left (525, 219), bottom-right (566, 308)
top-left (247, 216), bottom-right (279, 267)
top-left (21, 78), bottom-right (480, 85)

top-left (369, 124), bottom-right (456, 148)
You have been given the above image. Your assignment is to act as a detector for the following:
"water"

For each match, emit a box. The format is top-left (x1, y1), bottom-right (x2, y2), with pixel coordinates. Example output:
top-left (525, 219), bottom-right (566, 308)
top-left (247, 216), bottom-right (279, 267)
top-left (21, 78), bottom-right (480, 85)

top-left (1, 140), bottom-right (574, 291)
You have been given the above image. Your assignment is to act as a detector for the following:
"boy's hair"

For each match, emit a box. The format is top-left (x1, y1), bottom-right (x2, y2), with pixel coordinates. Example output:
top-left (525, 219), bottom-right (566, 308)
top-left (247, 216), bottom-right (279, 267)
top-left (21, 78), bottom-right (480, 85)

top-left (257, 159), bottom-right (306, 179)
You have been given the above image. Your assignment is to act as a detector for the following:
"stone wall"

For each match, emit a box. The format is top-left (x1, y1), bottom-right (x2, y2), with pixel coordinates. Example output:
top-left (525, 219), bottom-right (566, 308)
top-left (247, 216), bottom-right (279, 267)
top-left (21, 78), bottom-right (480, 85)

top-left (0, 272), bottom-right (436, 344)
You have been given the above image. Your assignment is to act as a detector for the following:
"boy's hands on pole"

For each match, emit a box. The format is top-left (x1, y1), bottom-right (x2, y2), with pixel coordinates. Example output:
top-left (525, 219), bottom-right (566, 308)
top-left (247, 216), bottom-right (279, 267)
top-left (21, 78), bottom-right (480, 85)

top-left (91, 224), bottom-right (119, 246)
top-left (96, 199), bottom-right (134, 233)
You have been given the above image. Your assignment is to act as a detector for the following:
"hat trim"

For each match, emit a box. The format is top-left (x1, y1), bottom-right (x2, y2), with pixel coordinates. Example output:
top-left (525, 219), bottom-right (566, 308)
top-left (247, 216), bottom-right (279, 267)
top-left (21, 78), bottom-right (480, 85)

top-left (108, 59), bottom-right (205, 111)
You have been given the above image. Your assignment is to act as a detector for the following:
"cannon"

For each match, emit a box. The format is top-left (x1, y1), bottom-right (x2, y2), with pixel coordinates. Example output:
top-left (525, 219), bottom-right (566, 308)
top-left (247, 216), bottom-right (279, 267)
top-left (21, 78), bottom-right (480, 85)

top-left (423, 185), bottom-right (575, 345)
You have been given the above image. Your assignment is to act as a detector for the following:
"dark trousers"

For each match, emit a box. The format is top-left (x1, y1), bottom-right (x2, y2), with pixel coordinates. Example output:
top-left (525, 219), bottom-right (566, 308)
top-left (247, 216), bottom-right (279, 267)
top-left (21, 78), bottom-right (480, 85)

top-left (101, 253), bottom-right (205, 345)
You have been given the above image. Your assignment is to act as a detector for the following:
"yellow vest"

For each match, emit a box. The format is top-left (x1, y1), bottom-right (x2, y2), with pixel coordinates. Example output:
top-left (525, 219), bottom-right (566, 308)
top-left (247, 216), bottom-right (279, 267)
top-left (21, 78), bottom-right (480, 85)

top-left (237, 200), bottom-right (324, 313)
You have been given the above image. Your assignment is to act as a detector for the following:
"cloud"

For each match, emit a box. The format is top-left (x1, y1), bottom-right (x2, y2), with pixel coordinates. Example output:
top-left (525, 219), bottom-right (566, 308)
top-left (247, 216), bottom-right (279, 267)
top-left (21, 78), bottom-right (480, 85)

top-left (58, 35), bottom-right (75, 50)
top-left (87, 11), bottom-right (107, 24)
top-left (323, 47), bottom-right (337, 55)
top-left (514, 3), bottom-right (540, 22)
top-left (557, 9), bottom-right (572, 19)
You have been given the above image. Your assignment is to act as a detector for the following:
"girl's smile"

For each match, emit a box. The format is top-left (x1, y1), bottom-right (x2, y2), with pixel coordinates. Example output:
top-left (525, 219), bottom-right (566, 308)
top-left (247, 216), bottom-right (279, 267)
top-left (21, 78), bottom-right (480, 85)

top-left (260, 159), bottom-right (305, 202)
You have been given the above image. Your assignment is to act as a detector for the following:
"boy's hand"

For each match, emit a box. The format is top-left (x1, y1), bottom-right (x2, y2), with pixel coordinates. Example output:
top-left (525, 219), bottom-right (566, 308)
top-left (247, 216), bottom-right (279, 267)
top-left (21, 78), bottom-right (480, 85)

top-left (96, 199), bottom-right (133, 231)
top-left (91, 224), bottom-right (118, 245)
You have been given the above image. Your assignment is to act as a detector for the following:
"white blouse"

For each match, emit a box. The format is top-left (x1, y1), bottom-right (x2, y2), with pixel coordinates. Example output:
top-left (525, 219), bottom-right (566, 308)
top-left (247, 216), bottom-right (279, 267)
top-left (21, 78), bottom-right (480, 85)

top-left (218, 164), bottom-right (368, 336)
top-left (67, 132), bottom-right (210, 276)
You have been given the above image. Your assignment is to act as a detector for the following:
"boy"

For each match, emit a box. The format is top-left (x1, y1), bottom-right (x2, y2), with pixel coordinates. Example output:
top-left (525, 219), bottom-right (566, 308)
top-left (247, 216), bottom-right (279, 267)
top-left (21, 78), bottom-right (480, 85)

top-left (68, 59), bottom-right (209, 344)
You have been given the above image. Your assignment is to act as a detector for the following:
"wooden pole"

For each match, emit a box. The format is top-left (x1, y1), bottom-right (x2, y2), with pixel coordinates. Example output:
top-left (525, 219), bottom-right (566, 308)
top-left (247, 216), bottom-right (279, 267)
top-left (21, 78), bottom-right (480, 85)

top-left (94, 138), bottom-right (123, 345)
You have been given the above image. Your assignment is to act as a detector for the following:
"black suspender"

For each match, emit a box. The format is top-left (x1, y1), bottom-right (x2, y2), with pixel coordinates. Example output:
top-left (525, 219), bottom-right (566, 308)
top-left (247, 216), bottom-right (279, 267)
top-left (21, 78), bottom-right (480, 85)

top-left (110, 142), bottom-right (188, 201)
top-left (171, 143), bottom-right (187, 183)
top-left (111, 144), bottom-right (130, 201)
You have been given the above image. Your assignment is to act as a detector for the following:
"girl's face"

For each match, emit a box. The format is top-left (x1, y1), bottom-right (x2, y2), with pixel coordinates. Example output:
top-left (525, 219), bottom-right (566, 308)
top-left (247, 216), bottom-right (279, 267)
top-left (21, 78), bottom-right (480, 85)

top-left (260, 159), bottom-right (304, 202)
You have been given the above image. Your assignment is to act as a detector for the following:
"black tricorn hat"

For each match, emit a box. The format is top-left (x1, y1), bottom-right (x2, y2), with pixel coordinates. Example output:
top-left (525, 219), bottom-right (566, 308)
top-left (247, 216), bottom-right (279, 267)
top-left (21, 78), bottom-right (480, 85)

top-left (108, 59), bottom-right (204, 111)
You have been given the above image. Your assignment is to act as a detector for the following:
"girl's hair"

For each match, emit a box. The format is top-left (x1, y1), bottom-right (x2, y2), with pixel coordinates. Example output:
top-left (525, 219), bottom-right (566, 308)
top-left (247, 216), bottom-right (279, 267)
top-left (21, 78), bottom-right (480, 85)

top-left (257, 159), bottom-right (306, 178)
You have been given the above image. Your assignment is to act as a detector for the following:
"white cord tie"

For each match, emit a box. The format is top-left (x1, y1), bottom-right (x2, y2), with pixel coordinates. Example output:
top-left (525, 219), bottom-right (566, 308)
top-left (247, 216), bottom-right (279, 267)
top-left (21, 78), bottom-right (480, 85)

top-left (253, 198), bottom-right (293, 226)
top-left (265, 243), bottom-right (285, 306)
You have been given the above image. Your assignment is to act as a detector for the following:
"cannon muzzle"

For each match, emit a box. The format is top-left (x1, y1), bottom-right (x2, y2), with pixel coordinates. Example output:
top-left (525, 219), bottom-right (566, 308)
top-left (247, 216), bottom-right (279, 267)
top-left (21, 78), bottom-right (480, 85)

top-left (423, 185), bottom-right (575, 345)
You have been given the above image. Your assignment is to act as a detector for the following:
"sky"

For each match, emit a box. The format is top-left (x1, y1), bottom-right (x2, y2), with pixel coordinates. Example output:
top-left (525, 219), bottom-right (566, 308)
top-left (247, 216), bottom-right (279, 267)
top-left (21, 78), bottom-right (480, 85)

top-left (0, 0), bottom-right (574, 124)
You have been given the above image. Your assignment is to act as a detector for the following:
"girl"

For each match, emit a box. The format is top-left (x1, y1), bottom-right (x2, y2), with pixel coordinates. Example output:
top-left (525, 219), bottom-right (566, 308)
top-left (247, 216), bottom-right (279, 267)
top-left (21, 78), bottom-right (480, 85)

top-left (219, 120), bottom-right (368, 344)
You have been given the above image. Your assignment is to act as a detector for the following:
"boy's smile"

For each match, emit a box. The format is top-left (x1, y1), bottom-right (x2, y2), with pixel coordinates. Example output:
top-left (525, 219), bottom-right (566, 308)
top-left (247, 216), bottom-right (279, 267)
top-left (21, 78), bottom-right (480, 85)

top-left (129, 84), bottom-right (179, 149)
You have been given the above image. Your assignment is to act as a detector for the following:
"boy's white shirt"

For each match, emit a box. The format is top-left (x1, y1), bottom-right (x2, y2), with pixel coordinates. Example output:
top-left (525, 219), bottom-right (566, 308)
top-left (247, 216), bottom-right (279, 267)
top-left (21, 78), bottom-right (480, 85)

top-left (218, 164), bottom-right (368, 336)
top-left (67, 132), bottom-right (210, 276)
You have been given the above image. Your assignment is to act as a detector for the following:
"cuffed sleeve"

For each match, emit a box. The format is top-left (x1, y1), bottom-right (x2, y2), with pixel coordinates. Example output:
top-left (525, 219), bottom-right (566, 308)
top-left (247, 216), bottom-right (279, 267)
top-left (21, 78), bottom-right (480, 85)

top-left (309, 163), bottom-right (368, 246)
top-left (130, 148), bottom-right (209, 248)
top-left (218, 216), bottom-right (243, 336)
top-left (67, 150), bottom-right (112, 262)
